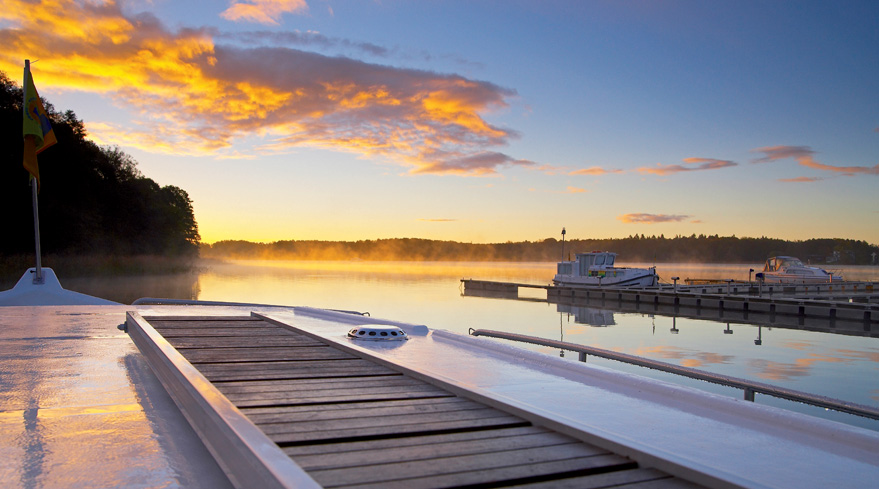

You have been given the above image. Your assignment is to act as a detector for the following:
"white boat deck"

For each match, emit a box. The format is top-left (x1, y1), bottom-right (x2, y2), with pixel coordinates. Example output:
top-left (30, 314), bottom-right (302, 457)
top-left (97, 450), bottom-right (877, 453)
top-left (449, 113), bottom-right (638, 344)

top-left (2, 303), bottom-right (878, 488)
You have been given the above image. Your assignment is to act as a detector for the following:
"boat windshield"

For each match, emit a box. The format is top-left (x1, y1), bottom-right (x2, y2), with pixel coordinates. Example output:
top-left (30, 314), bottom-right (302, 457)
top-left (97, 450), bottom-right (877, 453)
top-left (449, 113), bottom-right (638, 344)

top-left (606, 255), bottom-right (615, 266)
top-left (595, 255), bottom-right (606, 266)
top-left (557, 262), bottom-right (573, 275)
top-left (779, 258), bottom-right (805, 268)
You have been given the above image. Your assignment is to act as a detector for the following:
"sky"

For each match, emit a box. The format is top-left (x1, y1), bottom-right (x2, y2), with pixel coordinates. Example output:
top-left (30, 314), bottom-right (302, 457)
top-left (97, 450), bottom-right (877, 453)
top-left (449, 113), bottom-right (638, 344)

top-left (2, 0), bottom-right (878, 245)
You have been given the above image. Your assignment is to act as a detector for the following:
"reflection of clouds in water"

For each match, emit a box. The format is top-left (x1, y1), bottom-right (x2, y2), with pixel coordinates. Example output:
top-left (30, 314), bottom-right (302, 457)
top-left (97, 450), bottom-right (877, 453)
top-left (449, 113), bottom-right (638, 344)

top-left (749, 353), bottom-right (853, 381)
top-left (633, 345), bottom-right (734, 368)
top-left (832, 348), bottom-right (879, 363)
top-left (754, 345), bottom-right (879, 382)
top-left (781, 340), bottom-right (818, 351)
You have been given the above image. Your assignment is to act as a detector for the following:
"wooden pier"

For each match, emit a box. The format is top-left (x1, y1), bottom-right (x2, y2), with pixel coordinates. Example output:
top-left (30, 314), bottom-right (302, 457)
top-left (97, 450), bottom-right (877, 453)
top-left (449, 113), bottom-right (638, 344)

top-left (462, 279), bottom-right (879, 325)
top-left (127, 312), bottom-right (705, 489)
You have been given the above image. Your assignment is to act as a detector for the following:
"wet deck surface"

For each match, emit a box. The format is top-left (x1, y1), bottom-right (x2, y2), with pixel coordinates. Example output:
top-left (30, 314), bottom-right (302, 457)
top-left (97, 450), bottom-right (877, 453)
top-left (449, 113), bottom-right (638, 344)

top-left (145, 315), bottom-right (702, 488)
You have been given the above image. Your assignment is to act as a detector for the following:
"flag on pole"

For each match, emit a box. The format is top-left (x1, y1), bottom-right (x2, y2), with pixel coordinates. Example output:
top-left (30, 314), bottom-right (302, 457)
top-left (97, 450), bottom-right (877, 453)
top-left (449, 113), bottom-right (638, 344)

top-left (23, 60), bottom-right (56, 190)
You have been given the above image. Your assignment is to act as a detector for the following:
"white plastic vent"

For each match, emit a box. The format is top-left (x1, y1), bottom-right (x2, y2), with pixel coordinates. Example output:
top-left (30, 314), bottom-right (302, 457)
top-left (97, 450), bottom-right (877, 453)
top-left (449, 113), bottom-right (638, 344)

top-left (347, 325), bottom-right (409, 341)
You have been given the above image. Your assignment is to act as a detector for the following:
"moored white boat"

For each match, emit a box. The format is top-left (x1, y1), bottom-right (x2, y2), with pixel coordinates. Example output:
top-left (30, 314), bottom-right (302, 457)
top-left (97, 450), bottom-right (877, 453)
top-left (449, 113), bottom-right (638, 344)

top-left (759, 256), bottom-right (842, 284)
top-left (554, 251), bottom-right (657, 287)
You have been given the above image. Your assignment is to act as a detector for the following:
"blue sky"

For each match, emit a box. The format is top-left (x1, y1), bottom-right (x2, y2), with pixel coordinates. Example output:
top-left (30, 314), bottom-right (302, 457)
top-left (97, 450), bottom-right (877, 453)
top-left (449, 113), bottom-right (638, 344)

top-left (2, 1), bottom-right (877, 244)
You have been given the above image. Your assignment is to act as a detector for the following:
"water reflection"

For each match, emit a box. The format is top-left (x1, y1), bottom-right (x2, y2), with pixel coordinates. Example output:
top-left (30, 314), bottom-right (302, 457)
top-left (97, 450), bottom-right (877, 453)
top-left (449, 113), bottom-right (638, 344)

top-left (557, 305), bottom-right (616, 327)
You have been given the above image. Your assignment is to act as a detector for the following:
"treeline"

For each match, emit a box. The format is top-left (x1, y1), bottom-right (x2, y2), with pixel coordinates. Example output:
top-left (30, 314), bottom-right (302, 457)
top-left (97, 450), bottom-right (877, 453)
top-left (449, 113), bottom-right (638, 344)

top-left (202, 235), bottom-right (879, 265)
top-left (0, 70), bottom-right (200, 258)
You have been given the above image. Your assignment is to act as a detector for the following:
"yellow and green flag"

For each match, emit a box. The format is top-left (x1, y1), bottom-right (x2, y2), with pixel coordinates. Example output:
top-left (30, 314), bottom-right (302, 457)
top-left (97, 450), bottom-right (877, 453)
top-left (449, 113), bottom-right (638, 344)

top-left (23, 62), bottom-right (56, 190)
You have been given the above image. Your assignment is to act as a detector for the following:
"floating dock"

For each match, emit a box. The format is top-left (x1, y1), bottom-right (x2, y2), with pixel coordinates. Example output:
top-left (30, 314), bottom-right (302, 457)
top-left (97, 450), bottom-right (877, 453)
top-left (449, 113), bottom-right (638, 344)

top-left (127, 312), bottom-right (702, 488)
top-left (462, 279), bottom-right (879, 325)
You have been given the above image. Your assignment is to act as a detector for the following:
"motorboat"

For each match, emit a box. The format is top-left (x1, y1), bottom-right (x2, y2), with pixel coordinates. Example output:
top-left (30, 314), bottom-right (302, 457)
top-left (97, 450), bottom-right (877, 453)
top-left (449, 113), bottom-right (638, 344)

top-left (553, 251), bottom-right (657, 287)
top-left (759, 256), bottom-right (842, 284)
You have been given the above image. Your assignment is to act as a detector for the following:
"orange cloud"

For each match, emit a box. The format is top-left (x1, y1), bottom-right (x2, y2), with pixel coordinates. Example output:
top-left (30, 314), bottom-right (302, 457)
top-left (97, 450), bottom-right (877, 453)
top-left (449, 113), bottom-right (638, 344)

top-left (0, 1), bottom-right (527, 176)
top-left (638, 157), bottom-right (737, 176)
top-left (618, 213), bottom-right (692, 224)
top-left (779, 176), bottom-right (822, 183)
top-left (564, 186), bottom-right (587, 194)
top-left (221, 0), bottom-right (309, 25)
top-left (569, 166), bottom-right (623, 176)
top-left (752, 145), bottom-right (879, 176)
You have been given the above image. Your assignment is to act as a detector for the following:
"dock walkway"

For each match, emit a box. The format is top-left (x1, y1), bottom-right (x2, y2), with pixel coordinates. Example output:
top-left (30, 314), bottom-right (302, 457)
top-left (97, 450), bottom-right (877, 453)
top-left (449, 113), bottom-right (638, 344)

top-left (128, 312), bottom-right (702, 489)
top-left (462, 279), bottom-right (879, 324)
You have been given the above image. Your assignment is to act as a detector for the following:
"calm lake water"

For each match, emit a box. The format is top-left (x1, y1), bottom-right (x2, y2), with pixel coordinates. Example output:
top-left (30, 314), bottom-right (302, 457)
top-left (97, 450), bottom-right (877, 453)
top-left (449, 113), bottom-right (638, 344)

top-left (32, 260), bottom-right (879, 431)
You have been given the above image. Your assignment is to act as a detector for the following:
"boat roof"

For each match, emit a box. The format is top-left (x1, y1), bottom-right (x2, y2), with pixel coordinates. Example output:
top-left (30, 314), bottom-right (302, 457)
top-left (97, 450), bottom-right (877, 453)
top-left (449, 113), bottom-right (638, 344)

top-left (575, 250), bottom-right (617, 257)
top-left (3, 301), bottom-right (877, 488)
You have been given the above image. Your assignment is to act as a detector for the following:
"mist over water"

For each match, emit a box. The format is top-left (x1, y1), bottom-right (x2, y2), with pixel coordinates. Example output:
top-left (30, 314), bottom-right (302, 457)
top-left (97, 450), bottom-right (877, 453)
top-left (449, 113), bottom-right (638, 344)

top-left (19, 259), bottom-right (879, 431)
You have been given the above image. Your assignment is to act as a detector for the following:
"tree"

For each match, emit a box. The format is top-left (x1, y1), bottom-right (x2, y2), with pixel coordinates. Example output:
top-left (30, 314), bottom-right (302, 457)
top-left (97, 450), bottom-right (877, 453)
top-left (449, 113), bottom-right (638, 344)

top-left (0, 70), bottom-right (200, 257)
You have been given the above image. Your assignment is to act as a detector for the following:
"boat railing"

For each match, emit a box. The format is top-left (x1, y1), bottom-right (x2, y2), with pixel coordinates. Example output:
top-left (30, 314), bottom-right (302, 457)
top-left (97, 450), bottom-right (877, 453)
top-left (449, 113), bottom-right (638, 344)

top-left (468, 328), bottom-right (879, 421)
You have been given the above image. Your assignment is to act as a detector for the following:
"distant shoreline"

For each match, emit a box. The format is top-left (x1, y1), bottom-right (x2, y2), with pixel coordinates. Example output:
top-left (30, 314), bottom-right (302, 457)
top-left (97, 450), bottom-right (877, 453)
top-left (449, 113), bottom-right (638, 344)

top-left (200, 236), bottom-right (879, 266)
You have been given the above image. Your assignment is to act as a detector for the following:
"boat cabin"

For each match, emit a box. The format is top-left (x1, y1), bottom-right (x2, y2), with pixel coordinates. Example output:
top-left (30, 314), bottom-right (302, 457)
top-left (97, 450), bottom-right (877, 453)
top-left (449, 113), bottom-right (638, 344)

top-left (763, 256), bottom-right (805, 272)
top-left (557, 251), bottom-right (617, 276)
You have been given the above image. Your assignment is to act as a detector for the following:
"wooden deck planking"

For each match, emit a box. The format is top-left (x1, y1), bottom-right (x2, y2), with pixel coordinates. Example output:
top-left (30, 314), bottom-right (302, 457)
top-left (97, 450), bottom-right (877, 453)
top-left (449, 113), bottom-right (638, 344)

top-left (174, 346), bottom-right (354, 363)
top-left (291, 431), bottom-right (589, 470)
top-left (238, 397), bottom-right (489, 424)
top-left (505, 468), bottom-right (690, 489)
top-left (213, 375), bottom-right (421, 395)
top-left (166, 336), bottom-right (323, 348)
top-left (280, 425), bottom-right (551, 457)
top-left (312, 452), bottom-right (637, 489)
top-left (265, 414), bottom-right (530, 445)
top-left (143, 315), bottom-right (703, 488)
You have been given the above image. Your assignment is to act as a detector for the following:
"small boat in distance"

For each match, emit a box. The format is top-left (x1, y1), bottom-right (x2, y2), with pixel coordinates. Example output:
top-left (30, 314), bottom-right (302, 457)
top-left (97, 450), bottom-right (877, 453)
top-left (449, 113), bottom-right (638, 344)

top-left (554, 251), bottom-right (657, 287)
top-left (759, 256), bottom-right (842, 284)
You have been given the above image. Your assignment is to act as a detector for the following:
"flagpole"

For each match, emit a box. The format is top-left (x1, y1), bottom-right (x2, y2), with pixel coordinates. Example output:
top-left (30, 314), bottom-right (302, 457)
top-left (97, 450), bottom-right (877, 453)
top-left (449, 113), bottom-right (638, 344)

top-left (24, 59), bottom-right (43, 284)
top-left (31, 174), bottom-right (43, 284)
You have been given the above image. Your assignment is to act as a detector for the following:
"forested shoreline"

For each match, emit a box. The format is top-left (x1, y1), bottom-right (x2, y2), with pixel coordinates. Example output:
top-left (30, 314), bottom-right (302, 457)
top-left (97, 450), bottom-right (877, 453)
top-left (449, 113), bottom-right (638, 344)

top-left (0, 70), bottom-right (199, 269)
top-left (203, 236), bottom-right (879, 265)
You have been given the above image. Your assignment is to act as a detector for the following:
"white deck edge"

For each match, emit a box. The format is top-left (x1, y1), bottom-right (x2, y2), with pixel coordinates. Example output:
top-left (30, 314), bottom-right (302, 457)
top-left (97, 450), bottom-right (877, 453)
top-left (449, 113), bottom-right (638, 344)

top-left (255, 310), bottom-right (748, 489)
top-left (125, 311), bottom-right (321, 489)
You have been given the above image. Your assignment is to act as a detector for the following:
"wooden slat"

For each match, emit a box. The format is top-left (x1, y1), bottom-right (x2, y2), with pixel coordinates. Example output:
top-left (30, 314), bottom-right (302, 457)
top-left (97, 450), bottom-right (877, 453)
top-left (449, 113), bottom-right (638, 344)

top-left (260, 406), bottom-right (514, 435)
top-left (225, 384), bottom-right (452, 407)
top-left (196, 359), bottom-right (397, 382)
top-left (311, 450), bottom-right (635, 488)
top-left (267, 413), bottom-right (529, 444)
top-left (293, 431), bottom-right (589, 470)
top-left (214, 375), bottom-right (420, 395)
top-left (177, 346), bottom-right (354, 363)
top-left (238, 396), bottom-right (484, 424)
top-left (144, 316), bottom-right (260, 322)
top-left (155, 328), bottom-right (292, 337)
top-left (281, 425), bottom-right (550, 457)
top-left (489, 467), bottom-right (680, 488)
top-left (166, 336), bottom-right (323, 348)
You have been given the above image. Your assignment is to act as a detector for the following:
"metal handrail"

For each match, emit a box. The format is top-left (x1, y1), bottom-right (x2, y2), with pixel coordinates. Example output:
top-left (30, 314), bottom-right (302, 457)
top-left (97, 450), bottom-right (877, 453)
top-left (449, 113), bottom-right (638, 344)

top-left (469, 328), bottom-right (879, 420)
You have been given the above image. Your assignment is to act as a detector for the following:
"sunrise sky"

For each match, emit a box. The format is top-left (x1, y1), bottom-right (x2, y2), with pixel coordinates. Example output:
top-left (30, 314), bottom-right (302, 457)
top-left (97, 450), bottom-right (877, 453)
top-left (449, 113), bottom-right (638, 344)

top-left (2, 1), bottom-right (877, 244)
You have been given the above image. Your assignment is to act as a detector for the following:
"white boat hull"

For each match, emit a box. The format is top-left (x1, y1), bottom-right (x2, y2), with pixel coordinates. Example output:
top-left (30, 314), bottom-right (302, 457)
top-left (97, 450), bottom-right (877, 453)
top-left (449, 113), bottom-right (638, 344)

top-left (553, 269), bottom-right (657, 288)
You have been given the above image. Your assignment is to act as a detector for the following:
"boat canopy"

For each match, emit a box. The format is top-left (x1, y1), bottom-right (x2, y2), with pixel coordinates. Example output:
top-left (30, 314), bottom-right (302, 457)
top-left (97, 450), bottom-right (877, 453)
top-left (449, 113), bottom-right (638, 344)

top-left (764, 256), bottom-right (805, 272)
